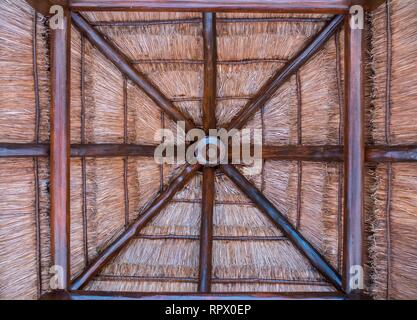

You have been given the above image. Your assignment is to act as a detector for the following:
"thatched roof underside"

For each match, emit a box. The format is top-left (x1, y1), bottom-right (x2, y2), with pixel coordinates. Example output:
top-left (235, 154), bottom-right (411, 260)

top-left (0, 0), bottom-right (416, 299)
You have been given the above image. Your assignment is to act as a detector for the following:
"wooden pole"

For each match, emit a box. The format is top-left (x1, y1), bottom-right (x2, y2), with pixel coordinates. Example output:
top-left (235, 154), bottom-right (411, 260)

top-left (50, 8), bottom-right (71, 290)
top-left (69, 0), bottom-right (353, 13)
top-left (41, 290), bottom-right (347, 300)
top-left (198, 12), bottom-right (217, 293)
top-left (343, 16), bottom-right (365, 296)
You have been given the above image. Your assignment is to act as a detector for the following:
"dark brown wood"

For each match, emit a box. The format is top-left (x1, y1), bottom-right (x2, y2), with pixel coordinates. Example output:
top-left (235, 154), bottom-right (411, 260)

top-left (199, 167), bottom-right (215, 293)
top-left (343, 18), bottom-right (365, 295)
top-left (0, 143), bottom-right (50, 157)
top-left (220, 164), bottom-right (342, 291)
top-left (198, 12), bottom-right (217, 294)
top-left (202, 12), bottom-right (217, 134)
top-left (5, 143), bottom-right (417, 163)
top-left (41, 290), bottom-right (347, 300)
top-left (50, 8), bottom-right (71, 290)
top-left (69, 0), bottom-right (353, 13)
top-left (71, 144), bottom-right (157, 157)
top-left (366, 145), bottom-right (417, 163)
top-left (70, 164), bottom-right (201, 290)
top-left (71, 12), bottom-right (195, 132)
top-left (226, 15), bottom-right (344, 131)
top-left (262, 145), bottom-right (344, 162)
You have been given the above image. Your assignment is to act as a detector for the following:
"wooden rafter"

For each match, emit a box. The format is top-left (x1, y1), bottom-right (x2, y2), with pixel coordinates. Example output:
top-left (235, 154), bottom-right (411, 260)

top-left (70, 164), bottom-right (201, 290)
top-left (41, 290), bottom-right (347, 300)
top-left (198, 12), bottom-right (217, 293)
top-left (226, 14), bottom-right (344, 131)
top-left (343, 17), bottom-right (365, 295)
top-left (69, 0), bottom-right (359, 13)
top-left (220, 164), bottom-right (343, 291)
top-left (50, 7), bottom-right (71, 290)
top-left (5, 143), bottom-right (417, 163)
top-left (71, 12), bottom-right (195, 132)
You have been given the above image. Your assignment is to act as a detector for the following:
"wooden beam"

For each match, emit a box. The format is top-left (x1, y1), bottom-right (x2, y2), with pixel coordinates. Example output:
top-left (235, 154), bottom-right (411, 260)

top-left (0, 144), bottom-right (50, 158)
top-left (220, 164), bottom-right (343, 291)
top-left (70, 164), bottom-right (201, 290)
top-left (202, 12), bottom-right (217, 134)
top-left (226, 14), bottom-right (344, 131)
top-left (366, 145), bottom-right (417, 163)
top-left (70, 144), bottom-right (156, 157)
top-left (262, 145), bottom-right (343, 162)
top-left (343, 17), bottom-right (365, 295)
top-left (50, 7), bottom-right (71, 290)
top-left (198, 12), bottom-right (217, 294)
top-left (41, 290), bottom-right (347, 300)
top-left (5, 143), bottom-right (417, 164)
top-left (71, 13), bottom-right (195, 132)
top-left (69, 0), bottom-right (353, 13)
top-left (199, 167), bottom-right (215, 293)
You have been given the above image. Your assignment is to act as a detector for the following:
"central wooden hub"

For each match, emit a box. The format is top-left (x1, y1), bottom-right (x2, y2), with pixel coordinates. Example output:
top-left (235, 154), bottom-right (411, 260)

top-left (194, 136), bottom-right (226, 167)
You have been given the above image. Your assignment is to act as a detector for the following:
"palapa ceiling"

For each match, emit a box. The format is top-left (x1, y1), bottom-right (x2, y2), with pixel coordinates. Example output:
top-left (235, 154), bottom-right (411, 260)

top-left (1, 0), bottom-right (417, 300)
top-left (69, 9), bottom-right (343, 295)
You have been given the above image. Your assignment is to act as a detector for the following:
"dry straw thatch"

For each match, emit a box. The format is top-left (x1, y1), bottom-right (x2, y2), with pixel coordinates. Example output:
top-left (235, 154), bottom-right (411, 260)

top-left (366, 0), bottom-right (417, 300)
top-left (1, 0), bottom-right (417, 299)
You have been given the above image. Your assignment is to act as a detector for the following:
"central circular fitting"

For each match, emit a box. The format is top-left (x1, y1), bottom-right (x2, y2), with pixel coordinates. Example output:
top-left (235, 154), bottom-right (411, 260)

top-left (195, 136), bottom-right (226, 167)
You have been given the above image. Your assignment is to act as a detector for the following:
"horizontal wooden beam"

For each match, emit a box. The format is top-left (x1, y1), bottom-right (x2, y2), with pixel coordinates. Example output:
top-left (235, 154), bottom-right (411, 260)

top-left (0, 144), bottom-right (156, 158)
top-left (69, 0), bottom-right (352, 13)
top-left (366, 145), bottom-right (417, 163)
top-left (226, 15), bottom-right (344, 131)
top-left (262, 145), bottom-right (343, 162)
top-left (220, 164), bottom-right (343, 291)
top-left (0, 144), bottom-right (50, 158)
top-left (70, 164), bottom-right (201, 290)
top-left (71, 12), bottom-right (195, 132)
top-left (41, 290), bottom-right (347, 300)
top-left (71, 144), bottom-right (156, 157)
top-left (5, 144), bottom-right (417, 163)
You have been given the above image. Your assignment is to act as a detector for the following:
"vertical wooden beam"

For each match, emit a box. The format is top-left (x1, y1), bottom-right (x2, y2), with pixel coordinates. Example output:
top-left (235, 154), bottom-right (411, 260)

top-left (199, 12), bottom-right (217, 293)
top-left (202, 12), bottom-right (217, 133)
top-left (343, 16), bottom-right (365, 296)
top-left (50, 8), bottom-right (71, 290)
top-left (199, 167), bottom-right (215, 292)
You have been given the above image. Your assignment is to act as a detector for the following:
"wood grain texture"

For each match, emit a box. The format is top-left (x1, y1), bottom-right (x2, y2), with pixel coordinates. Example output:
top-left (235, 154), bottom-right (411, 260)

top-left (343, 18), bottom-right (365, 295)
top-left (41, 290), bottom-right (347, 300)
top-left (68, 0), bottom-right (358, 13)
top-left (50, 9), bottom-right (71, 290)
top-left (199, 167), bottom-right (215, 293)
